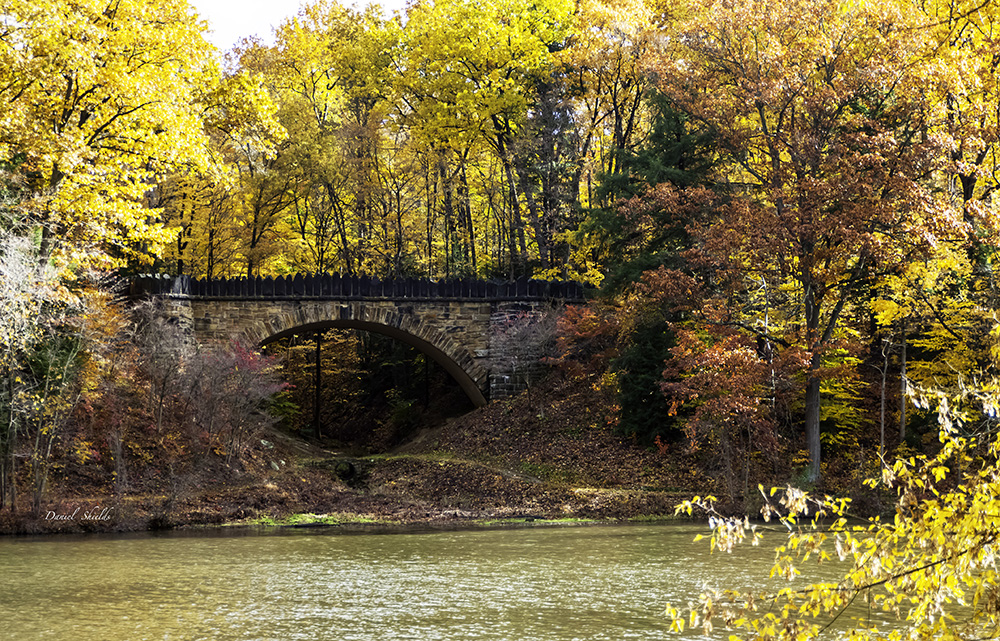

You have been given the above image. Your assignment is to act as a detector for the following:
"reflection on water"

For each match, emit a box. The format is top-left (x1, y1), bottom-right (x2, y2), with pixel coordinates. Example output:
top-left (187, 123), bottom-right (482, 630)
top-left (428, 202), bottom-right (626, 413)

top-left (0, 523), bottom-right (875, 640)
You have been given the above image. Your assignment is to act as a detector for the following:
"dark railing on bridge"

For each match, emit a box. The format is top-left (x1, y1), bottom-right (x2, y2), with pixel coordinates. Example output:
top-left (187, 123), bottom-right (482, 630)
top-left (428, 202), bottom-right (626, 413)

top-left (129, 274), bottom-right (586, 301)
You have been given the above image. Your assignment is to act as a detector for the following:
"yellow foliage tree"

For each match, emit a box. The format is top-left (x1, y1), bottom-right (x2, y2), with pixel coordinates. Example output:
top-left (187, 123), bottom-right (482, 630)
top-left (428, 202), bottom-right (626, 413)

top-left (670, 356), bottom-right (1000, 639)
top-left (0, 0), bottom-right (217, 269)
top-left (560, 0), bottom-right (659, 208)
top-left (396, 0), bottom-right (574, 274)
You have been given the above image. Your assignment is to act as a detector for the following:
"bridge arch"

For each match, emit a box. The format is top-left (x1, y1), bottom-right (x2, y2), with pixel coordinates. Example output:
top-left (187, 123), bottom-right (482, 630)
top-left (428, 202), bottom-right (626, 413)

top-left (239, 302), bottom-right (488, 407)
top-left (134, 274), bottom-right (585, 404)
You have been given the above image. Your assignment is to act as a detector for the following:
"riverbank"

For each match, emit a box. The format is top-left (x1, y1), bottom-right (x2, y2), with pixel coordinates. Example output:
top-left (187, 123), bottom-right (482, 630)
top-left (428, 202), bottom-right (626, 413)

top-left (0, 374), bottom-right (714, 535)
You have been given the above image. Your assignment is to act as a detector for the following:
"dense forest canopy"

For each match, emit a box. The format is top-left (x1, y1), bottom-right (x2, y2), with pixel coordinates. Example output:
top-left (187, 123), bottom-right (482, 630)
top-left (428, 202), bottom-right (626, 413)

top-left (153, 0), bottom-right (625, 283)
top-left (0, 0), bottom-right (998, 481)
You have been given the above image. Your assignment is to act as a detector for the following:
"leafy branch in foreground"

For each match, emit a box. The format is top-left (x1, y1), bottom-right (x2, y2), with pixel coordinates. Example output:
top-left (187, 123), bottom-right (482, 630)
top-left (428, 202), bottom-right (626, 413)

top-left (669, 376), bottom-right (1000, 640)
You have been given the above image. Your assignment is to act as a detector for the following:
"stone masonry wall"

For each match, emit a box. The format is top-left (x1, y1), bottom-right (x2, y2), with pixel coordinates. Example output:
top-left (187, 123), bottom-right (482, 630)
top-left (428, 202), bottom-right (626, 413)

top-left (151, 291), bottom-right (570, 403)
top-left (188, 299), bottom-right (492, 355)
top-left (487, 302), bottom-right (556, 399)
top-left (175, 297), bottom-right (494, 401)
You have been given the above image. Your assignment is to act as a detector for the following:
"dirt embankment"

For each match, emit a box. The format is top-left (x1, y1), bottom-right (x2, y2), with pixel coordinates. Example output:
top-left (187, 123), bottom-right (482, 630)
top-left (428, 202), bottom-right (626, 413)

top-left (0, 375), bottom-right (704, 535)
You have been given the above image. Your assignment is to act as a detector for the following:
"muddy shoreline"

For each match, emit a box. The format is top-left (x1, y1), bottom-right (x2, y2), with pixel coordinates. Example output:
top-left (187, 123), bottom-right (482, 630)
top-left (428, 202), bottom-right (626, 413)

top-left (0, 454), bottom-right (692, 536)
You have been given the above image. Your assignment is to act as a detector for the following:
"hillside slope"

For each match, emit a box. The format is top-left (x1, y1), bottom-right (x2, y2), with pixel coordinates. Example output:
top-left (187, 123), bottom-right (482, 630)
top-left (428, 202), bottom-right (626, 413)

top-left (2, 373), bottom-right (709, 534)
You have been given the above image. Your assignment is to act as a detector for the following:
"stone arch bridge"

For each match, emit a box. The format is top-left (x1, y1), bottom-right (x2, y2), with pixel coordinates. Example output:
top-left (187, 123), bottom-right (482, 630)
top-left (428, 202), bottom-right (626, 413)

top-left (130, 274), bottom-right (585, 406)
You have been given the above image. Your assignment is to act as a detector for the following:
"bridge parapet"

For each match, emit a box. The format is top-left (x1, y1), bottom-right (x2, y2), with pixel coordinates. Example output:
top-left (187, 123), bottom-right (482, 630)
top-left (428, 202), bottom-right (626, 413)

top-left (130, 274), bottom-right (585, 302)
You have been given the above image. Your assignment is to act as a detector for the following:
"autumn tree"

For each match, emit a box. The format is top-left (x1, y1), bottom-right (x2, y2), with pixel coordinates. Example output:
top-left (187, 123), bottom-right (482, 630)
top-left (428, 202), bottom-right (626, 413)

top-left (157, 169), bottom-right (245, 278)
top-left (581, 89), bottom-right (716, 292)
top-left (0, 234), bottom-right (128, 512)
top-left (181, 341), bottom-right (286, 465)
top-left (862, 0), bottom-right (1000, 445)
top-left (560, 80), bottom-right (717, 448)
top-left (669, 349), bottom-right (1000, 640)
top-left (0, 0), bottom-right (217, 270)
top-left (651, 0), bottom-right (950, 481)
top-left (512, 75), bottom-right (581, 278)
top-left (201, 63), bottom-right (293, 277)
top-left (561, 0), bottom-right (661, 210)
top-left (921, 0), bottom-right (1000, 282)
top-left (159, 0), bottom-right (683, 283)
top-left (395, 0), bottom-right (574, 276)
top-left (210, 3), bottom-right (420, 278)
top-left (0, 234), bottom-right (60, 509)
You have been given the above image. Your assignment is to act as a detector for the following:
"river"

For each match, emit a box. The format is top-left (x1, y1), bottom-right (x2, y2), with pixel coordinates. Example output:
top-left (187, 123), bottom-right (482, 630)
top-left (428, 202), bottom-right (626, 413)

top-left (0, 522), bottom-right (865, 640)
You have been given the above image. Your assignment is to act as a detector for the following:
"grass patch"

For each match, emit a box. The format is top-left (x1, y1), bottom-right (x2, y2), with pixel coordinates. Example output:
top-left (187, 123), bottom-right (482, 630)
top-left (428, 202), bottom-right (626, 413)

top-left (516, 461), bottom-right (577, 484)
top-left (249, 512), bottom-right (390, 527)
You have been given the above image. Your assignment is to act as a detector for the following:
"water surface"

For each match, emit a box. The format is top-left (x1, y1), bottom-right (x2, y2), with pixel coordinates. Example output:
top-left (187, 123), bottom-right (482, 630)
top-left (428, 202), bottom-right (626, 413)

top-left (0, 523), bottom-right (853, 640)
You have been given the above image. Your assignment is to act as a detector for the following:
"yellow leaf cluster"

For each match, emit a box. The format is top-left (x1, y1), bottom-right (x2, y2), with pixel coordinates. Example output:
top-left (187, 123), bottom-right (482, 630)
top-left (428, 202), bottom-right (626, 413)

top-left (0, 0), bottom-right (218, 269)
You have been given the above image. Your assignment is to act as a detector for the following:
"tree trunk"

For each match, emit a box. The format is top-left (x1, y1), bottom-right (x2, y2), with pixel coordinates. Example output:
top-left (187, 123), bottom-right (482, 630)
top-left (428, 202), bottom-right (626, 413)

top-left (458, 160), bottom-right (476, 273)
top-left (803, 272), bottom-right (822, 483)
top-left (1, 372), bottom-right (11, 510)
top-left (804, 367), bottom-right (822, 483)
top-left (880, 341), bottom-right (888, 461)
top-left (440, 162), bottom-right (454, 278)
top-left (314, 331), bottom-right (322, 439)
top-left (206, 225), bottom-right (216, 279)
top-left (900, 318), bottom-right (907, 443)
top-left (425, 168), bottom-right (436, 278)
top-left (515, 163), bottom-right (549, 268)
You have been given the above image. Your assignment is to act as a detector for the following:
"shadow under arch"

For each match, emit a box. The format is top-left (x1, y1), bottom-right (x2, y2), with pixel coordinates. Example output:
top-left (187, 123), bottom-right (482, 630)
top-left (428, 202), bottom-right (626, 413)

top-left (254, 319), bottom-right (488, 408)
